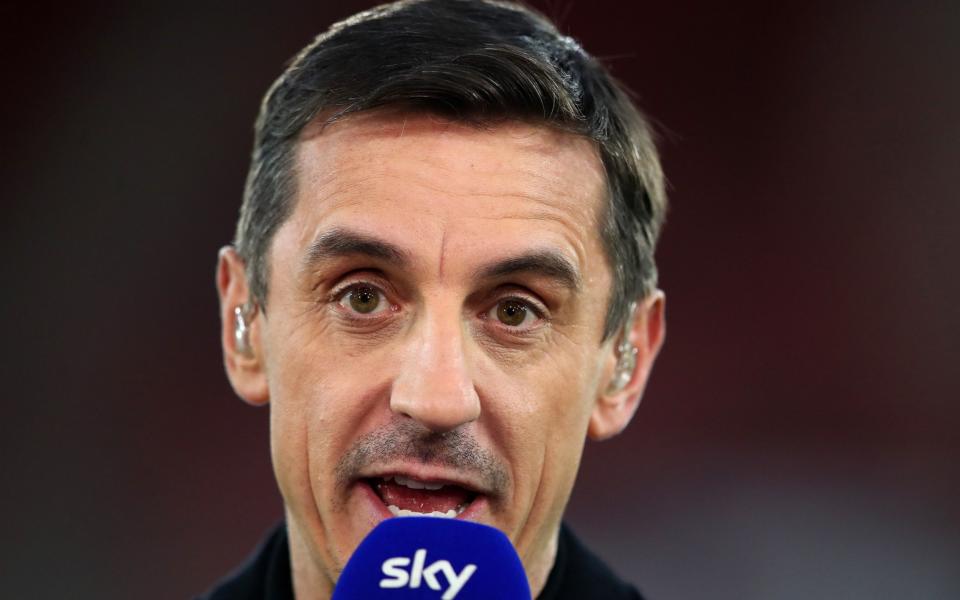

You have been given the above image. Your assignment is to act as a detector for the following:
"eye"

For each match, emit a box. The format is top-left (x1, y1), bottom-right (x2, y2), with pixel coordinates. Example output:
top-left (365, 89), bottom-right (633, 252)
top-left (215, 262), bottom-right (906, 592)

top-left (487, 298), bottom-right (541, 328)
top-left (337, 283), bottom-right (389, 315)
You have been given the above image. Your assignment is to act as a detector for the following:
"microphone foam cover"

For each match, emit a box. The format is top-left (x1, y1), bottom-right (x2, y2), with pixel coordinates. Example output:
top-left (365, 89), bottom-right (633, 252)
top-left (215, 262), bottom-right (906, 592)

top-left (332, 516), bottom-right (531, 600)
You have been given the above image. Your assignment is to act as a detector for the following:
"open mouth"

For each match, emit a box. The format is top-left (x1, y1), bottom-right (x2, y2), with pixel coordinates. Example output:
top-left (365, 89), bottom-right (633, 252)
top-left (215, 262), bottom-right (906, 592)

top-left (365, 474), bottom-right (479, 518)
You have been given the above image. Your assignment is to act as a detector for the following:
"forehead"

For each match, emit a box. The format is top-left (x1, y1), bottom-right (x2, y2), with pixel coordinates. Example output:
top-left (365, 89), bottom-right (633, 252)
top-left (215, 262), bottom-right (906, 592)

top-left (275, 111), bottom-right (610, 292)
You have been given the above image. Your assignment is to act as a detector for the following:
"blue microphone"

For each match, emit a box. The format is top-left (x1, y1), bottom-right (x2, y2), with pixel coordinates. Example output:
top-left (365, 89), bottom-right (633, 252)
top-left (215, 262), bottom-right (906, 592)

top-left (331, 516), bottom-right (531, 600)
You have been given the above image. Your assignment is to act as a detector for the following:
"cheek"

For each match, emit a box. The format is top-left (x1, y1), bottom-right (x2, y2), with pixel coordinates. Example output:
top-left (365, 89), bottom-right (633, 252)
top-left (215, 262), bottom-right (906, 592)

top-left (479, 342), bottom-right (599, 475)
top-left (268, 392), bottom-right (312, 517)
top-left (264, 328), bottom-right (350, 498)
top-left (266, 320), bottom-right (398, 477)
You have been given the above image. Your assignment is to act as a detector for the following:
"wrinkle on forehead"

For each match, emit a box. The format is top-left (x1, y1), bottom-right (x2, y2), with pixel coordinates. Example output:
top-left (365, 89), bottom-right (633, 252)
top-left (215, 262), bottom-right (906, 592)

top-left (294, 165), bottom-right (602, 251)
top-left (288, 111), bottom-right (607, 280)
top-left (299, 155), bottom-right (599, 216)
top-left (297, 110), bottom-right (603, 197)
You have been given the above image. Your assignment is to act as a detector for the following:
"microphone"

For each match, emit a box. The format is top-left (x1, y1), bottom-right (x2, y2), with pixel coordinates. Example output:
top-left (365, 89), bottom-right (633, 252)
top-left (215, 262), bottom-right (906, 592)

top-left (332, 516), bottom-right (531, 600)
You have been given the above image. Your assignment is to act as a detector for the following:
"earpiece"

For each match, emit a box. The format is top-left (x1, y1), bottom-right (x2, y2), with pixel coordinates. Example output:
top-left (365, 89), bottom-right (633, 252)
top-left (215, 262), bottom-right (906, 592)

top-left (606, 301), bottom-right (638, 393)
top-left (234, 301), bottom-right (257, 357)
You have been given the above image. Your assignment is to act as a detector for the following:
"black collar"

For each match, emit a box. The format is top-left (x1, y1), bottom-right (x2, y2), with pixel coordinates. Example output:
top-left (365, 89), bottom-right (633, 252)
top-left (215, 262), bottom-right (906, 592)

top-left (197, 521), bottom-right (644, 600)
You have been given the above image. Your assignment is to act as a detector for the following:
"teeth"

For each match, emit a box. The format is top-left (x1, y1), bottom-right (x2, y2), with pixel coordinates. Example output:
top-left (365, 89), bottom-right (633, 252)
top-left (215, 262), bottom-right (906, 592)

top-left (392, 475), bottom-right (445, 491)
top-left (387, 504), bottom-right (459, 518)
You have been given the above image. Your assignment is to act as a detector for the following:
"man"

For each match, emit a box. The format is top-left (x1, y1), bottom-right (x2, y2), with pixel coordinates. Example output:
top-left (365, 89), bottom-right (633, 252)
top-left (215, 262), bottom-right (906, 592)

top-left (203, 0), bottom-right (666, 598)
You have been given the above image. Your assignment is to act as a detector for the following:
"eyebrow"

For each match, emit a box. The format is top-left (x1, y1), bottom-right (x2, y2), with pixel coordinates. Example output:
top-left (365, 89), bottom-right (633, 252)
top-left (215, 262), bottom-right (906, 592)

top-left (302, 227), bottom-right (580, 292)
top-left (302, 228), bottom-right (410, 271)
top-left (475, 250), bottom-right (582, 292)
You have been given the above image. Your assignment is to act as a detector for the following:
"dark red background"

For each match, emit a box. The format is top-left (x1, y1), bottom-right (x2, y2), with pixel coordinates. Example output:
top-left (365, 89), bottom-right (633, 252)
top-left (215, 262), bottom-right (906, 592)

top-left (2, 1), bottom-right (958, 598)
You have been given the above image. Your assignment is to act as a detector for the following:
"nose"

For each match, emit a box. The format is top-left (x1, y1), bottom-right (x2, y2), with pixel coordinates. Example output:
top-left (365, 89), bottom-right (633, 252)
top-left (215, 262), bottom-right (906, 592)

top-left (390, 307), bottom-right (481, 432)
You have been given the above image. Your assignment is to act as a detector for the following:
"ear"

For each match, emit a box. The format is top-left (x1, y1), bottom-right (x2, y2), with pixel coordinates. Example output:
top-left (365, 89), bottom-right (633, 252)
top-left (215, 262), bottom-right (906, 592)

top-left (215, 246), bottom-right (269, 406)
top-left (588, 290), bottom-right (666, 440)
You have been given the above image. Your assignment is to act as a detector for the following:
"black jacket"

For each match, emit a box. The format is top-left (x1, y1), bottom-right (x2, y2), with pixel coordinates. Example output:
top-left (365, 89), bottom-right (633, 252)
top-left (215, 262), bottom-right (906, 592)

top-left (198, 521), bottom-right (644, 599)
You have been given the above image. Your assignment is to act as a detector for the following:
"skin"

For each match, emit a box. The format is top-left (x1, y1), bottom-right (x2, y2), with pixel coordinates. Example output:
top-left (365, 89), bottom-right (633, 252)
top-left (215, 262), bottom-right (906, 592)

top-left (216, 111), bottom-right (665, 598)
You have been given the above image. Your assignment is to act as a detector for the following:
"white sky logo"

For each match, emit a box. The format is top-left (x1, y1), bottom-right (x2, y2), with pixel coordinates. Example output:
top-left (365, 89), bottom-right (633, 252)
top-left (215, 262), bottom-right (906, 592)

top-left (379, 548), bottom-right (478, 600)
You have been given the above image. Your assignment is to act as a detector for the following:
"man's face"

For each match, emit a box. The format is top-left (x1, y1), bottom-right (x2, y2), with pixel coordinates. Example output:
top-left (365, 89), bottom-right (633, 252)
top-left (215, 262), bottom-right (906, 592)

top-left (218, 111), bottom-right (661, 595)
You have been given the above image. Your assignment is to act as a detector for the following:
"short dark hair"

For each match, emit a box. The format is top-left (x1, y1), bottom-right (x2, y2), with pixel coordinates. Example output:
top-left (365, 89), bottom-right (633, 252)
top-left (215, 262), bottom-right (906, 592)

top-left (235, 0), bottom-right (666, 340)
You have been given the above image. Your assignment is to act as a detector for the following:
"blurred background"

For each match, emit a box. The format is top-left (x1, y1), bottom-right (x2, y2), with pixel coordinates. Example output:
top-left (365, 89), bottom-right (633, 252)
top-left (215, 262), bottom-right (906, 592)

top-left (2, 1), bottom-right (958, 598)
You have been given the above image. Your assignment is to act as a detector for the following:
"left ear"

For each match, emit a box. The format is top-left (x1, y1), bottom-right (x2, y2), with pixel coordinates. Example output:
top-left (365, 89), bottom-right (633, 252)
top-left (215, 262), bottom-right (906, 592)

top-left (589, 290), bottom-right (666, 440)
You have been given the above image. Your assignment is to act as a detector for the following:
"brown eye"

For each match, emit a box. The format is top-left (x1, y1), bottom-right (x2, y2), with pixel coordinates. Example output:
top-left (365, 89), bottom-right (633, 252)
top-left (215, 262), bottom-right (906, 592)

top-left (496, 299), bottom-right (529, 326)
top-left (340, 284), bottom-right (385, 314)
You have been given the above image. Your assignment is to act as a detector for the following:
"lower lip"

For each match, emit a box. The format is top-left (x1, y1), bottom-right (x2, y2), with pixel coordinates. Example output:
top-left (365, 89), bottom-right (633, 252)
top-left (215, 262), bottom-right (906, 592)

top-left (355, 480), bottom-right (489, 522)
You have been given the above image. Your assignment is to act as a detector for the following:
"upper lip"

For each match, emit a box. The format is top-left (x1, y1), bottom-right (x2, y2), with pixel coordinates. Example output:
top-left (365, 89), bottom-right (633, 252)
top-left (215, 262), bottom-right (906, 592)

top-left (357, 463), bottom-right (492, 496)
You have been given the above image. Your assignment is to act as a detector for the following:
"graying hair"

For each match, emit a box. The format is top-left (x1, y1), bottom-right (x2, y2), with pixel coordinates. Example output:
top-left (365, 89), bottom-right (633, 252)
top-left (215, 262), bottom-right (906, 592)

top-left (235, 0), bottom-right (666, 339)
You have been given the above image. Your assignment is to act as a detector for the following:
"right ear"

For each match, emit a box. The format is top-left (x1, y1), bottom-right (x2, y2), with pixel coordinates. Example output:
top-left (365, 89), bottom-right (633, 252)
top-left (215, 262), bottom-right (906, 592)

top-left (215, 246), bottom-right (269, 406)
